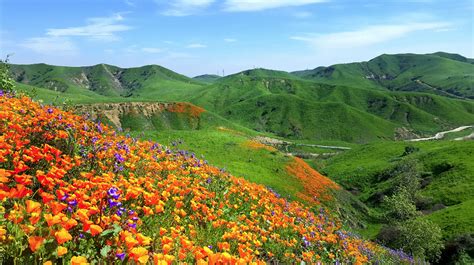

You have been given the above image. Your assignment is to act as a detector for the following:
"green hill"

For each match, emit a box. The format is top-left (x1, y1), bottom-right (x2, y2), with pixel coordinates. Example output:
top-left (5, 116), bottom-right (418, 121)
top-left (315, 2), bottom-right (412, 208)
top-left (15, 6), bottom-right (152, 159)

top-left (12, 53), bottom-right (474, 143)
top-left (11, 63), bottom-right (203, 99)
top-left (193, 74), bottom-right (222, 83)
top-left (188, 70), bottom-right (474, 142)
top-left (292, 53), bottom-right (474, 99)
top-left (315, 140), bottom-right (474, 237)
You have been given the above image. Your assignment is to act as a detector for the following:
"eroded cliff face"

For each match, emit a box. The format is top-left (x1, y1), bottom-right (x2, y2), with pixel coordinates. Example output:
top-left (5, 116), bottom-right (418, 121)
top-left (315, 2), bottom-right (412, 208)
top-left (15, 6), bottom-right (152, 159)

top-left (74, 102), bottom-right (205, 130)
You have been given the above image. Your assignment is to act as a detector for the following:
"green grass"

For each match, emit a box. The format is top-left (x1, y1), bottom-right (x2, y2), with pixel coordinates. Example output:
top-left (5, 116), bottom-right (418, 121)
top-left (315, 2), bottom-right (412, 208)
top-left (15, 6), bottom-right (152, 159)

top-left (428, 199), bottom-right (474, 239)
top-left (192, 74), bottom-right (222, 83)
top-left (316, 140), bottom-right (474, 238)
top-left (132, 129), bottom-right (303, 200)
top-left (12, 53), bottom-right (474, 143)
top-left (293, 52), bottom-right (474, 99)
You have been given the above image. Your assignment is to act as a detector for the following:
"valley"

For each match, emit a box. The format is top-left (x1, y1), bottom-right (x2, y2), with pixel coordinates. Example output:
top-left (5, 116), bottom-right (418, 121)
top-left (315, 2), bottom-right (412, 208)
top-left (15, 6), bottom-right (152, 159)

top-left (4, 52), bottom-right (474, 264)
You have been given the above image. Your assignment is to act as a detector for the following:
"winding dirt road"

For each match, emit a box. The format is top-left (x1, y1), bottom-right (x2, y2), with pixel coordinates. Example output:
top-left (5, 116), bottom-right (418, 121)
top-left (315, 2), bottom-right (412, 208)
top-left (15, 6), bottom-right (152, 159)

top-left (408, 125), bottom-right (473, 142)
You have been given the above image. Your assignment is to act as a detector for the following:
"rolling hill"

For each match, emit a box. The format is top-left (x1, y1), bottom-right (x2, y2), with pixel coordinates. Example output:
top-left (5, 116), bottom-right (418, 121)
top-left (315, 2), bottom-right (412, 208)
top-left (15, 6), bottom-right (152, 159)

top-left (188, 69), bottom-right (474, 142)
top-left (192, 74), bottom-right (222, 83)
top-left (292, 52), bottom-right (474, 99)
top-left (10, 63), bottom-right (203, 99)
top-left (12, 53), bottom-right (474, 143)
top-left (4, 52), bottom-right (474, 263)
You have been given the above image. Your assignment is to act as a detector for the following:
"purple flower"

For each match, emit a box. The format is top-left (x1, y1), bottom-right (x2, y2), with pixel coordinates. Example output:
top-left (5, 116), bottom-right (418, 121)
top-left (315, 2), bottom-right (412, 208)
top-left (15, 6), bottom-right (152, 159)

top-left (116, 253), bottom-right (126, 260)
top-left (96, 123), bottom-right (103, 134)
top-left (128, 223), bottom-right (137, 229)
top-left (68, 200), bottom-right (78, 207)
top-left (302, 236), bottom-right (311, 248)
top-left (114, 153), bottom-right (125, 163)
top-left (47, 108), bottom-right (53, 114)
top-left (107, 187), bottom-right (120, 199)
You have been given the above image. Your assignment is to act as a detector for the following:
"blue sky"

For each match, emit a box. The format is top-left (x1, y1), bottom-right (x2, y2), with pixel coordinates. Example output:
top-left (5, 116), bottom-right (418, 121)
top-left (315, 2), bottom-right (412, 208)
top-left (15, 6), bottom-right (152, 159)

top-left (1, 0), bottom-right (473, 76)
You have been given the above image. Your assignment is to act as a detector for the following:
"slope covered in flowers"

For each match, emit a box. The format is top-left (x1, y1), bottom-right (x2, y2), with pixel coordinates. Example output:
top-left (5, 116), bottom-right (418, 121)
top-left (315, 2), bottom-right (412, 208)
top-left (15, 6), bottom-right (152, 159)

top-left (0, 94), bottom-right (410, 264)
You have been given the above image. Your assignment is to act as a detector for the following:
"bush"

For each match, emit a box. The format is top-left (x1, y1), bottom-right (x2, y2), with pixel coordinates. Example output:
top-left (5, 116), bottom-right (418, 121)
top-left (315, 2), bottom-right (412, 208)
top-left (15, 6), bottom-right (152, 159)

top-left (436, 234), bottom-right (474, 265)
top-left (396, 218), bottom-right (443, 262)
top-left (0, 55), bottom-right (15, 92)
top-left (383, 188), bottom-right (419, 222)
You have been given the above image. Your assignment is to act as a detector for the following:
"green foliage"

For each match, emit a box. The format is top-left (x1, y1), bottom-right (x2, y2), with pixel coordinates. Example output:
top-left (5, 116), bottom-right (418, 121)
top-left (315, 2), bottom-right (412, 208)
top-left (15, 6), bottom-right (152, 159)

top-left (383, 189), bottom-right (419, 222)
top-left (396, 218), bottom-right (444, 261)
top-left (0, 56), bottom-right (15, 92)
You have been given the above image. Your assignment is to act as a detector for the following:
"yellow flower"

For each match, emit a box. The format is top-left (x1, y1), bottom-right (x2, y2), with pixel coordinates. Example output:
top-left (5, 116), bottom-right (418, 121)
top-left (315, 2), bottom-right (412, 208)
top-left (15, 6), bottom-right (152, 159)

top-left (57, 246), bottom-right (68, 256)
top-left (71, 256), bottom-right (89, 265)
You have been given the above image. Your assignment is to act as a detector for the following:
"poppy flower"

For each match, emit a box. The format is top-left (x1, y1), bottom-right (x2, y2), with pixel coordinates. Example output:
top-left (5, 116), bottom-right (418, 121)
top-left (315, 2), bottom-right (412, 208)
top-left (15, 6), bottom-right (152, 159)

top-left (28, 236), bottom-right (44, 252)
top-left (89, 224), bottom-right (103, 236)
top-left (70, 256), bottom-right (89, 265)
top-left (55, 228), bottom-right (72, 244)
top-left (57, 246), bottom-right (68, 256)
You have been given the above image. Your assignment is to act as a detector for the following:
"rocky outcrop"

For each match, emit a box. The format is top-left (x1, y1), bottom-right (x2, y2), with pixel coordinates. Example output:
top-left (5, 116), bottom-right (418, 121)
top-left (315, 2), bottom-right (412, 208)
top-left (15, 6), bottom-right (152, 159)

top-left (74, 102), bottom-right (205, 129)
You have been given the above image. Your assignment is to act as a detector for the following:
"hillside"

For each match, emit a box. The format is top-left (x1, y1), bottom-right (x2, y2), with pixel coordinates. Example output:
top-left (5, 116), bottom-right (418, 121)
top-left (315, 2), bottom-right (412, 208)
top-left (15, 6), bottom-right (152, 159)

top-left (10, 63), bottom-right (203, 99)
top-left (193, 74), bottom-right (222, 84)
top-left (313, 140), bottom-right (474, 261)
top-left (0, 92), bottom-right (413, 264)
top-left (74, 101), bottom-right (235, 132)
top-left (292, 53), bottom-right (474, 99)
top-left (11, 53), bottom-right (474, 143)
top-left (189, 70), bottom-right (474, 142)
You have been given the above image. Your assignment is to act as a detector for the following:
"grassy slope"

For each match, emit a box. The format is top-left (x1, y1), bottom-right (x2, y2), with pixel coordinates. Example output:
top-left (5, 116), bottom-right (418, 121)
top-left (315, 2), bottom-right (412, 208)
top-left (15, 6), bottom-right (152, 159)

top-left (293, 53), bottom-right (474, 98)
top-left (13, 58), bottom-right (474, 143)
top-left (189, 71), bottom-right (474, 141)
top-left (316, 140), bottom-right (474, 239)
top-left (134, 129), bottom-right (302, 199)
top-left (11, 63), bottom-right (204, 100)
top-left (192, 74), bottom-right (222, 83)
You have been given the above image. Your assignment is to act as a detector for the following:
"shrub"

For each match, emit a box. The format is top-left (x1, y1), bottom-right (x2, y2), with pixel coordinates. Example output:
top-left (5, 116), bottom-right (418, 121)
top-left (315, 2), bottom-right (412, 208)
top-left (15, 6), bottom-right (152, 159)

top-left (0, 56), bottom-right (15, 93)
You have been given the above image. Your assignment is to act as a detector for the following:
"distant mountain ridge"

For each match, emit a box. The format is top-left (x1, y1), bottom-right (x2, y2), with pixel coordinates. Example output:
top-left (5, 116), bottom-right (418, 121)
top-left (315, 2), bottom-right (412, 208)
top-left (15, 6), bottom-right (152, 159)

top-left (192, 74), bottom-right (222, 83)
top-left (11, 63), bottom-right (200, 97)
top-left (292, 52), bottom-right (474, 99)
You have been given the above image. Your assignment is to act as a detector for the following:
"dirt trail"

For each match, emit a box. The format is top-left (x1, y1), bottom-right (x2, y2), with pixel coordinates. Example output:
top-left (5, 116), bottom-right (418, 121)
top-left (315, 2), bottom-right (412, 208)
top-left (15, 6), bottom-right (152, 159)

top-left (415, 79), bottom-right (466, 99)
top-left (254, 136), bottom-right (352, 150)
top-left (408, 125), bottom-right (473, 142)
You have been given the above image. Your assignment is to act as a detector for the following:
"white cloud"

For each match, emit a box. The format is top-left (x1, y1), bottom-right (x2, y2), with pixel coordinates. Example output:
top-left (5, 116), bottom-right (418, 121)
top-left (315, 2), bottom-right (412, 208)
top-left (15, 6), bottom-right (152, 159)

top-left (291, 22), bottom-right (451, 48)
top-left (186, 43), bottom-right (207, 48)
top-left (293, 11), bottom-right (312, 18)
top-left (46, 13), bottom-right (132, 41)
top-left (124, 0), bottom-right (135, 7)
top-left (21, 37), bottom-right (78, 54)
top-left (224, 38), bottom-right (237, 42)
top-left (161, 0), bottom-right (215, 16)
top-left (141, 47), bottom-right (164, 53)
top-left (123, 45), bottom-right (165, 54)
top-left (223, 0), bottom-right (326, 12)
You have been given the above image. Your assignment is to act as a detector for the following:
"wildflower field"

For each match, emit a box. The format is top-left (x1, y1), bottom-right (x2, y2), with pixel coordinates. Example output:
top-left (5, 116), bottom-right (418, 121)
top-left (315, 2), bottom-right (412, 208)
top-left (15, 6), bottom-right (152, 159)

top-left (0, 93), bottom-right (411, 264)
